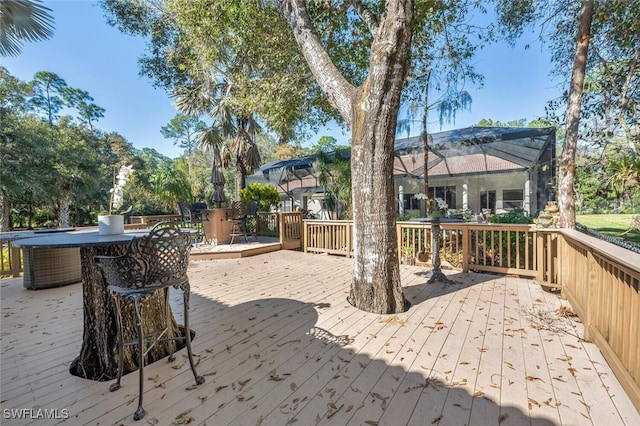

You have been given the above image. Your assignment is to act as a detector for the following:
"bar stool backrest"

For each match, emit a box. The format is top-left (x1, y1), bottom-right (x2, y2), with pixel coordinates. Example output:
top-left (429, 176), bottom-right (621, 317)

top-left (96, 222), bottom-right (191, 291)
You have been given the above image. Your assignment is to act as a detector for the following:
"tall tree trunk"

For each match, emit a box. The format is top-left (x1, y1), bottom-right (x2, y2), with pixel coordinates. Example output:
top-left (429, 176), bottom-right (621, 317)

top-left (558, 0), bottom-right (594, 229)
top-left (280, 0), bottom-right (413, 313)
top-left (60, 192), bottom-right (71, 228)
top-left (422, 64), bottom-right (432, 208)
top-left (349, 84), bottom-right (407, 313)
top-left (346, 6), bottom-right (413, 314)
top-left (1, 197), bottom-right (10, 232)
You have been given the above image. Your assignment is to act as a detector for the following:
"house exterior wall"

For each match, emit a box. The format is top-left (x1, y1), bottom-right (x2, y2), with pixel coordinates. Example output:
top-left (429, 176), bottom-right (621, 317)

top-left (250, 127), bottom-right (556, 220)
top-left (395, 170), bottom-right (536, 217)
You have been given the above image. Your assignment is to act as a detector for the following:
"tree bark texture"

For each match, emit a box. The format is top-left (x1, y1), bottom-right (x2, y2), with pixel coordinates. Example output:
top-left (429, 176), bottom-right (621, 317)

top-left (347, 3), bottom-right (413, 314)
top-left (281, 0), bottom-right (413, 313)
top-left (70, 245), bottom-right (182, 381)
top-left (1, 197), bottom-right (10, 232)
top-left (558, 0), bottom-right (594, 229)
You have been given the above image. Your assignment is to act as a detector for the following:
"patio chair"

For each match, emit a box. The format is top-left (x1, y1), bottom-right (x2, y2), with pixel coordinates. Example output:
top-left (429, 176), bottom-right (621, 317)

top-left (178, 202), bottom-right (206, 242)
top-left (247, 200), bottom-right (259, 238)
top-left (94, 222), bottom-right (204, 421)
top-left (227, 200), bottom-right (253, 244)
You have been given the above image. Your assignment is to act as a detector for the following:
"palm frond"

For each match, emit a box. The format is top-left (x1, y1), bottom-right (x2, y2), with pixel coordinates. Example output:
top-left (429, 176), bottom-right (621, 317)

top-left (243, 143), bottom-right (261, 173)
top-left (0, 0), bottom-right (55, 57)
top-left (196, 126), bottom-right (223, 152)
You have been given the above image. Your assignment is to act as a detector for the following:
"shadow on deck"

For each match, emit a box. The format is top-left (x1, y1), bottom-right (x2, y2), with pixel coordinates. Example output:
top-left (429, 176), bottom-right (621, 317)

top-left (1, 251), bottom-right (637, 425)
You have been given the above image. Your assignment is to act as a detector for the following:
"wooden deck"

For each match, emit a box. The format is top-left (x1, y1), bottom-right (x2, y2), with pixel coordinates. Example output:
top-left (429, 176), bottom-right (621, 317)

top-left (1, 251), bottom-right (638, 425)
top-left (190, 236), bottom-right (282, 260)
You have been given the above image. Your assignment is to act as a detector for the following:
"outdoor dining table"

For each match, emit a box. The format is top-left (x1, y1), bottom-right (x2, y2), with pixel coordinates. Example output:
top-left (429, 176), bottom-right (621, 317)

top-left (12, 229), bottom-right (188, 381)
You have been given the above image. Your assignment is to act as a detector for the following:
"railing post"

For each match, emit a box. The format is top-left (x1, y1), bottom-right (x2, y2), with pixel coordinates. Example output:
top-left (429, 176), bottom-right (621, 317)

top-left (278, 213), bottom-right (285, 246)
top-left (584, 249), bottom-right (597, 342)
top-left (303, 219), bottom-right (308, 253)
top-left (396, 223), bottom-right (403, 265)
top-left (10, 244), bottom-right (22, 277)
top-left (536, 231), bottom-right (545, 284)
top-left (346, 222), bottom-right (352, 258)
top-left (461, 224), bottom-right (469, 273)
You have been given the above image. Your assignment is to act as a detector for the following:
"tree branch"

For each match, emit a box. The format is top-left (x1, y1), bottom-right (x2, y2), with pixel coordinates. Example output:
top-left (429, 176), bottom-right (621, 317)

top-left (276, 0), bottom-right (357, 125)
top-left (349, 0), bottom-right (379, 35)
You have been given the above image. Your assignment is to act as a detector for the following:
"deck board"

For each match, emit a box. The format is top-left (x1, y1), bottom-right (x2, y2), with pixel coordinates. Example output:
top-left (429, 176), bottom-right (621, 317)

top-left (1, 250), bottom-right (638, 425)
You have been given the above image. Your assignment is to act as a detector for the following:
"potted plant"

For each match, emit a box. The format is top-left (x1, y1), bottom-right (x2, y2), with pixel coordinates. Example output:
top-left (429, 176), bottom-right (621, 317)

top-left (98, 165), bottom-right (134, 235)
top-left (416, 248), bottom-right (430, 263)
top-left (401, 245), bottom-right (415, 265)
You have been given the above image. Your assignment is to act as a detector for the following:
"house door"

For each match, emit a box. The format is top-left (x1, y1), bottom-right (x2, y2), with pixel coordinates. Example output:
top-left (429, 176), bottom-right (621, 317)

top-left (480, 190), bottom-right (496, 212)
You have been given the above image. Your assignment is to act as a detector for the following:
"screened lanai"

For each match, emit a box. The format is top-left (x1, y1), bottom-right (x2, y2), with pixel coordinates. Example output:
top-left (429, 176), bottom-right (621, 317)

top-left (248, 126), bottom-right (556, 217)
top-left (394, 127), bottom-right (556, 216)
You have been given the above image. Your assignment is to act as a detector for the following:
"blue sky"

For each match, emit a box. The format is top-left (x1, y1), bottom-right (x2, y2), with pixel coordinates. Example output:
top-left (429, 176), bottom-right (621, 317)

top-left (3, 0), bottom-right (564, 159)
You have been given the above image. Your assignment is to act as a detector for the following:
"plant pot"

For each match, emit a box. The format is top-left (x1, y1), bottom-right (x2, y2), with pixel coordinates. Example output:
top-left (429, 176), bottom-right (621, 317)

top-left (417, 252), bottom-right (429, 262)
top-left (98, 214), bottom-right (125, 235)
top-left (428, 210), bottom-right (441, 219)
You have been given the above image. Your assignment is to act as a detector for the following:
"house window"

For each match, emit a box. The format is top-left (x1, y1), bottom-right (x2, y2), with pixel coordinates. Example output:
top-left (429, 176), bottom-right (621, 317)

top-left (403, 194), bottom-right (420, 210)
top-left (480, 190), bottom-right (496, 212)
top-left (430, 186), bottom-right (456, 209)
top-left (503, 189), bottom-right (524, 210)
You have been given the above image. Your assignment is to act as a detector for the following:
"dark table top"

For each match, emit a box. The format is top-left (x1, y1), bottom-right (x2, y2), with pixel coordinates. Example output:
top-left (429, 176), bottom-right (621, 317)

top-left (11, 230), bottom-right (148, 249)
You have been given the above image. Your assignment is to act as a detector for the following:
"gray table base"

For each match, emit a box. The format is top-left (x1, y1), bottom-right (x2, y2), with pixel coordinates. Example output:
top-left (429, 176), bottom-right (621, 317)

top-left (422, 219), bottom-right (454, 285)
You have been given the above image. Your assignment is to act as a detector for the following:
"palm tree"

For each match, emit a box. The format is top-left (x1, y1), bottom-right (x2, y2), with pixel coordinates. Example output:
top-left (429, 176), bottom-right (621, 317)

top-left (607, 155), bottom-right (640, 203)
top-left (149, 164), bottom-right (191, 211)
top-left (172, 77), bottom-right (261, 201)
top-left (0, 0), bottom-right (54, 57)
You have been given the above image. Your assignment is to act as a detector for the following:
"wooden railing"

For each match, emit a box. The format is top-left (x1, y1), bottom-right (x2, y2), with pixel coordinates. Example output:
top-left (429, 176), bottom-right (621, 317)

top-left (303, 220), bottom-right (353, 257)
top-left (278, 212), bottom-right (303, 249)
top-left (557, 229), bottom-right (640, 411)
top-left (1, 238), bottom-right (22, 278)
top-left (304, 221), bottom-right (545, 279)
top-left (129, 214), bottom-right (182, 228)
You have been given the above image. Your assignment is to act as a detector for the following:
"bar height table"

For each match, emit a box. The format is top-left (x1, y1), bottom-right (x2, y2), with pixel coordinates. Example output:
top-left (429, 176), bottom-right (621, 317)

top-left (13, 230), bottom-right (189, 381)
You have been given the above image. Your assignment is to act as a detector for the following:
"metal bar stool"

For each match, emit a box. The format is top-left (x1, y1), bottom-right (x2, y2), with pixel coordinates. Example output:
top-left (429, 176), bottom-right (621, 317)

top-left (227, 201), bottom-right (249, 244)
top-left (95, 222), bottom-right (204, 421)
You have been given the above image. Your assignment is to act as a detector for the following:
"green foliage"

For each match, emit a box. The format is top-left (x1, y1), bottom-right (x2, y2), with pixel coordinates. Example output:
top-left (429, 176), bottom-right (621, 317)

top-left (482, 211), bottom-right (533, 269)
top-left (577, 214), bottom-right (640, 244)
top-left (149, 164), bottom-right (191, 210)
top-left (487, 210), bottom-right (533, 224)
top-left (239, 182), bottom-right (280, 212)
top-left (315, 147), bottom-right (351, 220)
top-left (160, 113), bottom-right (207, 155)
top-left (32, 210), bottom-right (57, 228)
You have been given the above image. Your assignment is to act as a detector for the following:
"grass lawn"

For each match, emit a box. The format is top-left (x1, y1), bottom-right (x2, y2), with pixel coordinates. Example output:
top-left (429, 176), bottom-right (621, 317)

top-left (576, 213), bottom-right (640, 244)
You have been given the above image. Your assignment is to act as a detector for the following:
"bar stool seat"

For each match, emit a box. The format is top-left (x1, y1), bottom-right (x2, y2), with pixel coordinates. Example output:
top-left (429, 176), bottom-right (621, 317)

top-left (95, 222), bottom-right (204, 421)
